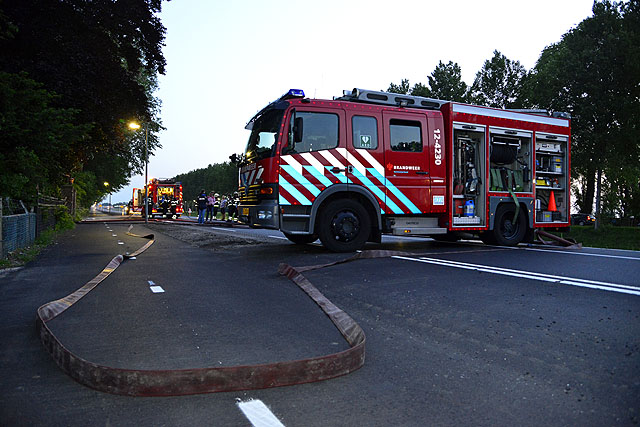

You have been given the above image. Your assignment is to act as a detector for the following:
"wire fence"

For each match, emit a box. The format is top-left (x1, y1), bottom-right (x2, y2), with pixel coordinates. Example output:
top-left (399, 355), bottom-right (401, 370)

top-left (1, 195), bottom-right (69, 259)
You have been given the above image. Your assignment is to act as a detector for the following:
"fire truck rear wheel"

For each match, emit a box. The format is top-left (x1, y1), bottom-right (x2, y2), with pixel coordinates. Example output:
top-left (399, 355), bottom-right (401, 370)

top-left (283, 233), bottom-right (318, 245)
top-left (318, 199), bottom-right (371, 252)
top-left (492, 204), bottom-right (527, 246)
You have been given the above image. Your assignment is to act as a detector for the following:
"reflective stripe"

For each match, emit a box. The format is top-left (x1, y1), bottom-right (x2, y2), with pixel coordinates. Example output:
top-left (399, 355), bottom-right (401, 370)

top-left (349, 168), bottom-right (402, 214)
top-left (368, 168), bottom-right (421, 214)
top-left (281, 165), bottom-right (320, 197)
top-left (279, 175), bottom-right (312, 205)
top-left (304, 166), bottom-right (333, 187)
top-left (356, 149), bottom-right (385, 177)
top-left (326, 166), bottom-right (348, 183)
top-left (279, 194), bottom-right (291, 205)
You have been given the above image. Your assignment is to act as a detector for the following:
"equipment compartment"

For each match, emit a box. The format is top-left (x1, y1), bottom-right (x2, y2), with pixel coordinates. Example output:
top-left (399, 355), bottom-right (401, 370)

top-left (534, 133), bottom-right (568, 223)
top-left (452, 123), bottom-right (486, 227)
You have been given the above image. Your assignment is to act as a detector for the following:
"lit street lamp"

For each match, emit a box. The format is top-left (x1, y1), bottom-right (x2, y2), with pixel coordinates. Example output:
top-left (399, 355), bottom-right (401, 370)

top-left (104, 181), bottom-right (111, 214)
top-left (129, 121), bottom-right (149, 224)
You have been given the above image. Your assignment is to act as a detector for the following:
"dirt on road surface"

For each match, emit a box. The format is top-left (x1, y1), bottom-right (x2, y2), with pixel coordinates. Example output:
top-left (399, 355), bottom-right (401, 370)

top-left (145, 223), bottom-right (277, 251)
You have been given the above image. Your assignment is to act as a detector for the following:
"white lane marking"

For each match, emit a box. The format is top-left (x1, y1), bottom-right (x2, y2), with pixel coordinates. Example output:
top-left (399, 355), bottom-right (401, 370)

top-left (237, 400), bottom-right (285, 427)
top-left (269, 236), bottom-right (288, 240)
top-left (393, 256), bottom-right (640, 296)
top-left (148, 280), bottom-right (164, 293)
top-left (433, 239), bottom-right (640, 262)
top-left (211, 227), bottom-right (237, 232)
top-left (520, 246), bottom-right (640, 261)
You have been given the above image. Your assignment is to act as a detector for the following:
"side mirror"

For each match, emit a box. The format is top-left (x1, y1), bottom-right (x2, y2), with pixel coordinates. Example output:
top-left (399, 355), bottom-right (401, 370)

top-left (294, 117), bottom-right (304, 143)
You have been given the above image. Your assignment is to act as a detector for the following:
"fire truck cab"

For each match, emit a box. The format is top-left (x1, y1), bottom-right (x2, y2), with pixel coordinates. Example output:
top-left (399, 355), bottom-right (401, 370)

top-left (237, 89), bottom-right (571, 252)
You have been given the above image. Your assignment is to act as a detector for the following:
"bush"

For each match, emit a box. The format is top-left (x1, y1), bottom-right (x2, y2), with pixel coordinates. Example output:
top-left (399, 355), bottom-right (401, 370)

top-left (54, 206), bottom-right (75, 231)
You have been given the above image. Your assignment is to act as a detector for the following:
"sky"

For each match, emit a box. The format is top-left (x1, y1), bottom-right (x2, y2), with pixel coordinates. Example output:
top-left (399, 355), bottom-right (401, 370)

top-left (106, 0), bottom-right (595, 203)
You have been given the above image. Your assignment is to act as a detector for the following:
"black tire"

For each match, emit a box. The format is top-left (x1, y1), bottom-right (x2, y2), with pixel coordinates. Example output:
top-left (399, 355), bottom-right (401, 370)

top-left (283, 233), bottom-right (318, 245)
top-left (492, 204), bottom-right (527, 246)
top-left (578, 220), bottom-right (585, 226)
top-left (318, 199), bottom-right (371, 252)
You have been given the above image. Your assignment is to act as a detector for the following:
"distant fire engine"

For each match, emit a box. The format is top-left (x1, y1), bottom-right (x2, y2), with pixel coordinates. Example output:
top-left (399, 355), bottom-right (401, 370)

top-left (236, 88), bottom-right (571, 252)
top-left (129, 178), bottom-right (183, 218)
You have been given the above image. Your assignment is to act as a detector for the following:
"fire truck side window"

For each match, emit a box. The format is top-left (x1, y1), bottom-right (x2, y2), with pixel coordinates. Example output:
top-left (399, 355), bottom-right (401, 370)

top-left (292, 112), bottom-right (339, 153)
top-left (389, 119), bottom-right (422, 152)
top-left (352, 116), bottom-right (378, 150)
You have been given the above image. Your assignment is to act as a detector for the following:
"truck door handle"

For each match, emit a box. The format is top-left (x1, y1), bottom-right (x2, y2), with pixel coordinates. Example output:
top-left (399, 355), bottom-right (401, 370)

top-left (416, 171), bottom-right (429, 175)
top-left (332, 165), bottom-right (353, 173)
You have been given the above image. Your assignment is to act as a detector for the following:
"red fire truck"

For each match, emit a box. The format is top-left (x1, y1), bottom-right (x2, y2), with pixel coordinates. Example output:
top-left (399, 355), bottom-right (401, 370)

top-left (236, 88), bottom-right (571, 252)
top-left (129, 178), bottom-right (183, 218)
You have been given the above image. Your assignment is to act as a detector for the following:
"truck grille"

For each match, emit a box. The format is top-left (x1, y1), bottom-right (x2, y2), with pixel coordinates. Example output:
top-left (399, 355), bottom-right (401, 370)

top-left (238, 185), bottom-right (259, 203)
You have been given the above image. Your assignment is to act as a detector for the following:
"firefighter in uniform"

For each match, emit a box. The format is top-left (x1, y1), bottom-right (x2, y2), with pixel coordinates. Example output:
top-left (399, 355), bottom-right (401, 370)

top-left (170, 196), bottom-right (178, 218)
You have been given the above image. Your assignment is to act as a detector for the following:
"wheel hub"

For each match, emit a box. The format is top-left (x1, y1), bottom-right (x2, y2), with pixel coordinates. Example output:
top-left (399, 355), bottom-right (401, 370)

top-left (331, 211), bottom-right (360, 241)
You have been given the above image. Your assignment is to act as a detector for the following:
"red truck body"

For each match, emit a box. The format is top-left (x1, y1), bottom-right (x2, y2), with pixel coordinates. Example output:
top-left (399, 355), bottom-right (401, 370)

top-left (237, 89), bottom-right (570, 252)
top-left (130, 179), bottom-right (183, 218)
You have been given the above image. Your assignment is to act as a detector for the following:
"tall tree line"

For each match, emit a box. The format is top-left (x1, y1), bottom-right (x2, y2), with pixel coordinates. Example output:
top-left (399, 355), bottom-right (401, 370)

top-left (174, 162), bottom-right (238, 203)
top-left (0, 0), bottom-right (168, 207)
top-left (388, 0), bottom-right (639, 220)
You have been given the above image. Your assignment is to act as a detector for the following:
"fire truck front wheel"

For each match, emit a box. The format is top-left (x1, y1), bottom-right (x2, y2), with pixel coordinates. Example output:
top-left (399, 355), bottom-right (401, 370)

top-left (318, 199), bottom-right (371, 252)
top-left (492, 204), bottom-right (527, 246)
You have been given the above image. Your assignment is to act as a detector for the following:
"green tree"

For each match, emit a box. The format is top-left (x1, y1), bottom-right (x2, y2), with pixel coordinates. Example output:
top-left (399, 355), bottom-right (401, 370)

top-left (524, 0), bottom-right (640, 219)
top-left (0, 72), bottom-right (90, 200)
top-left (0, 0), bottom-right (168, 204)
top-left (469, 50), bottom-right (527, 108)
top-left (174, 162), bottom-right (239, 202)
top-left (387, 79), bottom-right (410, 94)
top-left (427, 61), bottom-right (468, 102)
top-left (387, 61), bottom-right (469, 102)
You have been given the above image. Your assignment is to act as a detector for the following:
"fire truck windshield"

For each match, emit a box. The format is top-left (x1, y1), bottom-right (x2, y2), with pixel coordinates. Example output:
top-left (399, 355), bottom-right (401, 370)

top-left (244, 108), bottom-right (284, 162)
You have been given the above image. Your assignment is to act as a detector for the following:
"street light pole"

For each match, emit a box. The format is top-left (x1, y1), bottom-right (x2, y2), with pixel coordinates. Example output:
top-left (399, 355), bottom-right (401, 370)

top-left (129, 120), bottom-right (150, 224)
top-left (144, 123), bottom-right (149, 224)
top-left (104, 181), bottom-right (110, 214)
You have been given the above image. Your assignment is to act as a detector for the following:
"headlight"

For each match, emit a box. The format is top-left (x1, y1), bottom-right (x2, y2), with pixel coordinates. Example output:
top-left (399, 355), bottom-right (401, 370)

top-left (257, 210), bottom-right (273, 220)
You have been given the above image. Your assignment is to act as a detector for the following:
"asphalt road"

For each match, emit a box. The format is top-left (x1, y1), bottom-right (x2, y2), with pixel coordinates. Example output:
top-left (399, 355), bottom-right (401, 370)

top-left (1, 215), bottom-right (639, 426)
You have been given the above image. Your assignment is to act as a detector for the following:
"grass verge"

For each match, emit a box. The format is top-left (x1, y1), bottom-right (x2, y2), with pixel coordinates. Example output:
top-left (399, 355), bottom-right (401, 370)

top-left (561, 225), bottom-right (640, 251)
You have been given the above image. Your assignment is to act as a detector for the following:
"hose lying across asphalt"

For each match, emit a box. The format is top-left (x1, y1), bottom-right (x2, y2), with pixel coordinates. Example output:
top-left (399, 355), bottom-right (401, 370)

top-left (37, 225), bottom-right (375, 396)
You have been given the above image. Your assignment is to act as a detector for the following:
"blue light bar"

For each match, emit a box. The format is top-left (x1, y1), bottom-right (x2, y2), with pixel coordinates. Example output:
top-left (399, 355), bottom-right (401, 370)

top-left (281, 89), bottom-right (305, 100)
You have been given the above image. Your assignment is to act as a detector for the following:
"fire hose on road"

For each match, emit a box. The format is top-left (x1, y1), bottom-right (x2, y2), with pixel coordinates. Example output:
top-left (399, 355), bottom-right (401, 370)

top-left (36, 226), bottom-right (366, 396)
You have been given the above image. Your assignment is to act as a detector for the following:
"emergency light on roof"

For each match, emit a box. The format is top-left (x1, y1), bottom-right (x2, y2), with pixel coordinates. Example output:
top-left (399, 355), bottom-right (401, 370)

top-left (282, 89), bottom-right (305, 99)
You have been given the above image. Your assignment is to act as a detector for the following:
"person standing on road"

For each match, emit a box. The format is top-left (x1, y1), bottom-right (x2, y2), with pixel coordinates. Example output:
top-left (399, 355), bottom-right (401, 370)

top-left (219, 195), bottom-right (228, 221)
top-left (206, 191), bottom-right (215, 222)
top-left (213, 193), bottom-right (220, 219)
top-left (197, 189), bottom-right (207, 224)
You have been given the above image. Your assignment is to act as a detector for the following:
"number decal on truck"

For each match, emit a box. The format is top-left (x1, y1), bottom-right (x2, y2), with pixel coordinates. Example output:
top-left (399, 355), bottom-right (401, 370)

top-left (433, 129), bottom-right (442, 166)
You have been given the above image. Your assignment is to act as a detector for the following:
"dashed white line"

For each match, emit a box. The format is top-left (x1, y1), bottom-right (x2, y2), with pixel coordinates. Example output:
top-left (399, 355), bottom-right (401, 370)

top-left (237, 399), bottom-right (285, 427)
top-left (147, 280), bottom-right (164, 293)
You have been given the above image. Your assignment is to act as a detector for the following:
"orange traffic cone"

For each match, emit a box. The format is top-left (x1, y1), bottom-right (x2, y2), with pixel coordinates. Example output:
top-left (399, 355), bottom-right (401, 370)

top-left (548, 190), bottom-right (557, 212)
